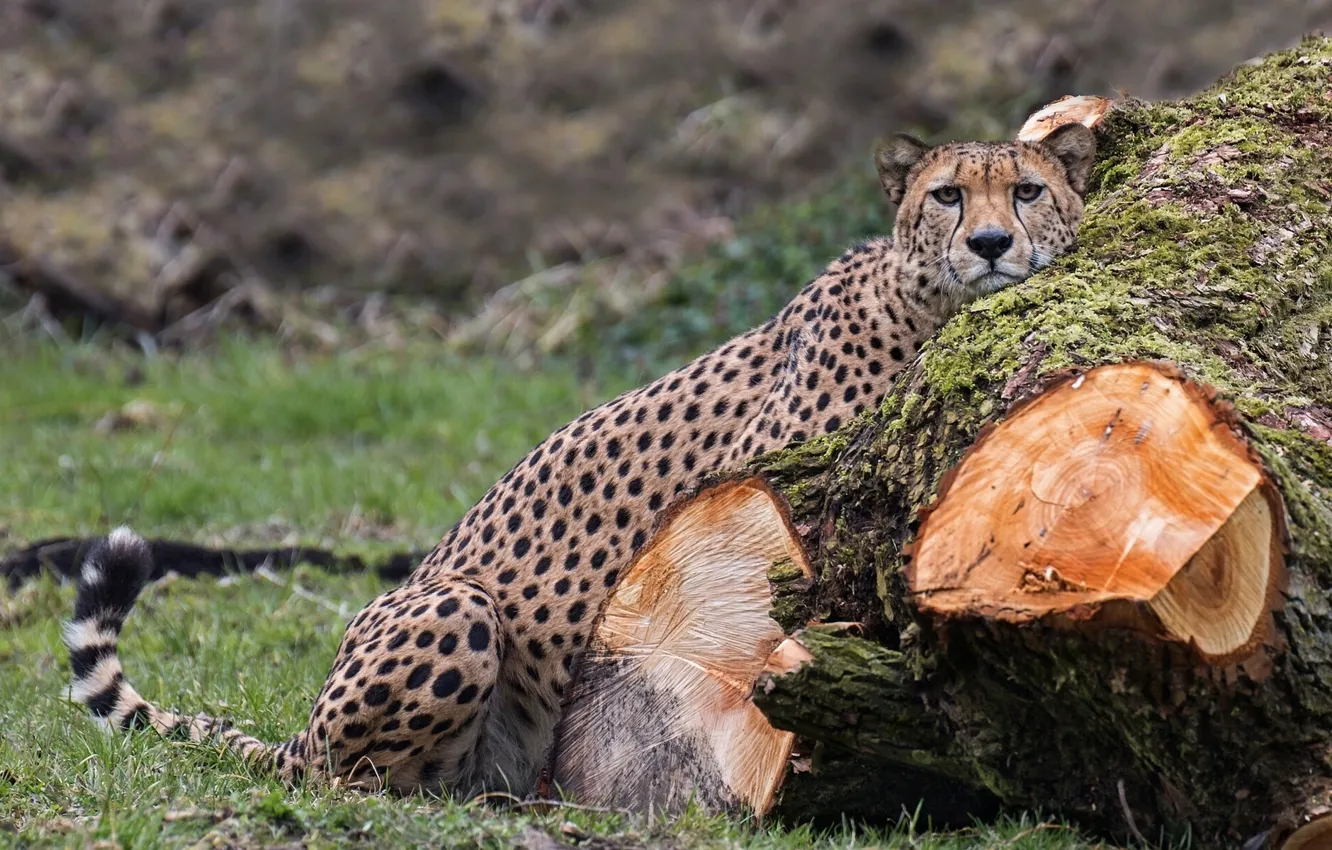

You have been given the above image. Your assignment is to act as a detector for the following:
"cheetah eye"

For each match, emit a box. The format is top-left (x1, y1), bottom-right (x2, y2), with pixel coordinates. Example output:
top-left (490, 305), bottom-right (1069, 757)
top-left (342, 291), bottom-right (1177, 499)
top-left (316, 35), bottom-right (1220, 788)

top-left (931, 186), bottom-right (961, 205)
top-left (1015, 182), bottom-right (1044, 202)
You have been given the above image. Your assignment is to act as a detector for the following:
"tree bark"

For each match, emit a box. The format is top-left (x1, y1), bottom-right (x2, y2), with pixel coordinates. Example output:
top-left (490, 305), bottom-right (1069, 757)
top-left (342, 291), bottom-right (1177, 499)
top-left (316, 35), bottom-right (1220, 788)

top-left (744, 36), bottom-right (1332, 848)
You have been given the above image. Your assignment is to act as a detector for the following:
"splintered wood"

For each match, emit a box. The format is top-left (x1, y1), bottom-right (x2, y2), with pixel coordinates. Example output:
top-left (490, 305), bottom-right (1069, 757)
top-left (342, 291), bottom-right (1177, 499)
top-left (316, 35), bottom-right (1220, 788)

top-left (907, 362), bottom-right (1284, 664)
top-left (1016, 95), bottom-right (1114, 142)
top-left (547, 478), bottom-right (812, 818)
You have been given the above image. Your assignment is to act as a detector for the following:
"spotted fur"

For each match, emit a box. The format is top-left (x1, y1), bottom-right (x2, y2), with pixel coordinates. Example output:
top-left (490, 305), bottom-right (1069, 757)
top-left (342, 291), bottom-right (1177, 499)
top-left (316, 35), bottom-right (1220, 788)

top-left (65, 124), bottom-right (1096, 798)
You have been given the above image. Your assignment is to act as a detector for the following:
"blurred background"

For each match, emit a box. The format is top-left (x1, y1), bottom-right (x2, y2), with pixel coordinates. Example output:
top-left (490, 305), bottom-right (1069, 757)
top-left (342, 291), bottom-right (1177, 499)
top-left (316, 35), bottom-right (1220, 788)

top-left (1, 1), bottom-right (1330, 553)
top-left (3, 1), bottom-right (1330, 365)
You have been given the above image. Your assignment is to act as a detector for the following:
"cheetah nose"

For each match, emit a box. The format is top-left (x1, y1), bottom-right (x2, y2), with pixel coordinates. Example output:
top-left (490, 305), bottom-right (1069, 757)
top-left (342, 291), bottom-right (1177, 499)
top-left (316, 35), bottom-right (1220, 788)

top-left (966, 228), bottom-right (1014, 261)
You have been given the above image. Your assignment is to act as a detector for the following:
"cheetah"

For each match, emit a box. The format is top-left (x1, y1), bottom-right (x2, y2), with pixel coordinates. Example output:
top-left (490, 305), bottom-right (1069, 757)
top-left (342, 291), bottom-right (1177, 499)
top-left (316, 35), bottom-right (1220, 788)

top-left (64, 123), bottom-right (1096, 799)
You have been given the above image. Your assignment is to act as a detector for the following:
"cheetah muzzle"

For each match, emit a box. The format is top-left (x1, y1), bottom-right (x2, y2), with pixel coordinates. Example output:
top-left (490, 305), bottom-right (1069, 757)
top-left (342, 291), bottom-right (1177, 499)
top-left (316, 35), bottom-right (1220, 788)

top-left (64, 123), bottom-right (1096, 799)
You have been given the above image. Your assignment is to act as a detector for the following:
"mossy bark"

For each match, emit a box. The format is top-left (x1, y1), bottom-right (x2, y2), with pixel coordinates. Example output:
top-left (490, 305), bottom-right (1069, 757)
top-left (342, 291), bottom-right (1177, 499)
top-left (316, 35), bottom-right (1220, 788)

top-left (748, 37), bottom-right (1332, 846)
top-left (760, 625), bottom-right (1002, 829)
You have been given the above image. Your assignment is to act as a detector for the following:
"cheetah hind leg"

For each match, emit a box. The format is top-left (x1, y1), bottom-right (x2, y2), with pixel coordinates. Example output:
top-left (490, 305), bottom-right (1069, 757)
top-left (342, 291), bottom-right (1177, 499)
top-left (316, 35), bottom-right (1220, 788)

top-left (302, 575), bottom-right (503, 795)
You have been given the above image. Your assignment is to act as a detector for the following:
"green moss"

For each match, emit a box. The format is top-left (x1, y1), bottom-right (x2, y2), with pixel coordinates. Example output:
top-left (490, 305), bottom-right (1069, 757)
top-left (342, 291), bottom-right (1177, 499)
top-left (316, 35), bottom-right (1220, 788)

top-left (1161, 116), bottom-right (1287, 159)
top-left (756, 422), bottom-right (860, 516)
top-left (768, 555), bottom-right (817, 633)
top-left (1251, 425), bottom-right (1332, 565)
top-left (1192, 39), bottom-right (1332, 121)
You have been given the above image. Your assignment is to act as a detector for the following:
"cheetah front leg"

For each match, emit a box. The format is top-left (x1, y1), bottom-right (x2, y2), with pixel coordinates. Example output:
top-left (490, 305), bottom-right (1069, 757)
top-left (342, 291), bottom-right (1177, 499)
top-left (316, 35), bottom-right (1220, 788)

top-left (302, 574), bottom-right (503, 795)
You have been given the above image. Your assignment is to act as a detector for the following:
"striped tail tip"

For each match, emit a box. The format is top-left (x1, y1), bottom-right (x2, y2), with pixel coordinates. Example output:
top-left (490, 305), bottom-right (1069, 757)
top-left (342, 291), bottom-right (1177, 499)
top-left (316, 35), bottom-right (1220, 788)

top-left (64, 527), bottom-right (154, 725)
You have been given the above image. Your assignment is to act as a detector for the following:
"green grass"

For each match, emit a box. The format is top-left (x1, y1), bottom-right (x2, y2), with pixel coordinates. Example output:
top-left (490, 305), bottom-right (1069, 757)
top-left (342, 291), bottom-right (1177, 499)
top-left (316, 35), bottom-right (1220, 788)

top-left (0, 334), bottom-right (1123, 848)
top-left (0, 566), bottom-right (1111, 849)
top-left (0, 335), bottom-right (635, 555)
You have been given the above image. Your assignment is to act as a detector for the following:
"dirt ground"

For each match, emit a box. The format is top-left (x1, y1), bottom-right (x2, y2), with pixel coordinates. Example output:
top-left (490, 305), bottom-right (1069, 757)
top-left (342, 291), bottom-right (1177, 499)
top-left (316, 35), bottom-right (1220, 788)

top-left (1, 0), bottom-right (1329, 333)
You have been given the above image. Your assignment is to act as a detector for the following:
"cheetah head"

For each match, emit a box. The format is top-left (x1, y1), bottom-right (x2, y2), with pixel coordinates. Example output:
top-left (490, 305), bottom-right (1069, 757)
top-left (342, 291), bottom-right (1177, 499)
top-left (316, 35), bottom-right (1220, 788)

top-left (873, 123), bottom-right (1096, 307)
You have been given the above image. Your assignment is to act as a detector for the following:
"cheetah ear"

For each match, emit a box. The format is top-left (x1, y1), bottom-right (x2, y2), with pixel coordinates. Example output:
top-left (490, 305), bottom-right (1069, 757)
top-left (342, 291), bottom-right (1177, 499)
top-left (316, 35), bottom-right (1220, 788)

top-left (1038, 122), bottom-right (1097, 197)
top-left (873, 133), bottom-right (931, 205)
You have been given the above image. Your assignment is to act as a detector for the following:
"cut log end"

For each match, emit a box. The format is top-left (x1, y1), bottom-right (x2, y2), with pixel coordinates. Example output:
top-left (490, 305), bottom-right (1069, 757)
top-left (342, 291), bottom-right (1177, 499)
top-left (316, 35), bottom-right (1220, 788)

top-left (1283, 813), bottom-right (1332, 850)
top-left (907, 362), bottom-right (1285, 666)
top-left (547, 477), bottom-right (812, 818)
top-left (1016, 95), bottom-right (1114, 142)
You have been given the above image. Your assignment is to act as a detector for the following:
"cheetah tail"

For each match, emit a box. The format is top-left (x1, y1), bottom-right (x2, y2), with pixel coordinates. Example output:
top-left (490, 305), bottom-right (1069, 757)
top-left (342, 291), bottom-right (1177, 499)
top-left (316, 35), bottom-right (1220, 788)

top-left (63, 527), bottom-right (308, 776)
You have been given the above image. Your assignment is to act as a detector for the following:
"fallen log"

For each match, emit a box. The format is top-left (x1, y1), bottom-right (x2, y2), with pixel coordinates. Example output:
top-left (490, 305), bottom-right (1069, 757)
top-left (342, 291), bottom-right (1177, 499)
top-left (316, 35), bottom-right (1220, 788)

top-left (545, 476), bottom-right (1002, 826)
top-left (549, 35), bottom-right (1332, 848)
